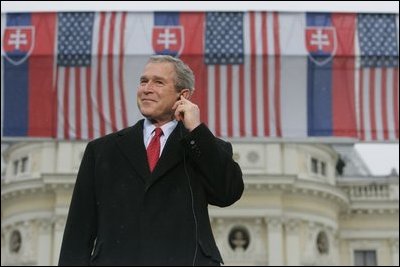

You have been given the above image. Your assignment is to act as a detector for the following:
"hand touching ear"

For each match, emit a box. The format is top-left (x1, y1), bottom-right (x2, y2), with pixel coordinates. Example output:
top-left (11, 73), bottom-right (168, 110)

top-left (172, 95), bottom-right (200, 132)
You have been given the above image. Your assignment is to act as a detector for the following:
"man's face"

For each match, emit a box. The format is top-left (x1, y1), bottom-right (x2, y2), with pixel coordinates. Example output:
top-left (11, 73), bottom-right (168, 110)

top-left (137, 62), bottom-right (180, 123)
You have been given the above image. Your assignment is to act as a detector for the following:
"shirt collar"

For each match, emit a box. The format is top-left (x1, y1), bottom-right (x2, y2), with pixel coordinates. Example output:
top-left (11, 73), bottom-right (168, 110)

top-left (143, 119), bottom-right (178, 141)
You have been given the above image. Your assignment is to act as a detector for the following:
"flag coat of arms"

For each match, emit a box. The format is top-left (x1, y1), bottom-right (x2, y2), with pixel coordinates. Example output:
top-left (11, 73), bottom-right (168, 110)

top-left (3, 25), bottom-right (35, 65)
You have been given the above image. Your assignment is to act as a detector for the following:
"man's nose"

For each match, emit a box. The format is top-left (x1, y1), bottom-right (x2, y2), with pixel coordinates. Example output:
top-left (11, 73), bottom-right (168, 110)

top-left (140, 82), bottom-right (154, 92)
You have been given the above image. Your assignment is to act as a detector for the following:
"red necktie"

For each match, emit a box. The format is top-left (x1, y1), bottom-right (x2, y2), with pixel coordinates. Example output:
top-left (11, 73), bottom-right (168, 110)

top-left (147, 128), bottom-right (163, 172)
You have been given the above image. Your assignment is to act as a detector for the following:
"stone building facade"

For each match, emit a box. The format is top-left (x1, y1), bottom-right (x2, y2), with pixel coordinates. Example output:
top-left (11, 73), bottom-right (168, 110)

top-left (1, 141), bottom-right (399, 265)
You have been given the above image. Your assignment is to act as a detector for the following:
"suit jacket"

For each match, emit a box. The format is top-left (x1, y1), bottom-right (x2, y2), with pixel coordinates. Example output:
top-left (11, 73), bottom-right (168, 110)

top-left (58, 121), bottom-right (244, 266)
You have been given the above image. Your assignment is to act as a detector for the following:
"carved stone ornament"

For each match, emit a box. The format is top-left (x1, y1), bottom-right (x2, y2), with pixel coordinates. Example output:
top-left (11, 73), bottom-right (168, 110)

top-left (316, 231), bottom-right (329, 254)
top-left (229, 226), bottom-right (250, 251)
top-left (9, 230), bottom-right (22, 253)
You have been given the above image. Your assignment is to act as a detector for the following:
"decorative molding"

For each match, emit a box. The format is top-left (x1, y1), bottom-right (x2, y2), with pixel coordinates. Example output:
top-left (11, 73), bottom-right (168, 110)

top-left (340, 230), bottom-right (399, 239)
top-left (38, 219), bottom-right (53, 234)
top-left (265, 217), bottom-right (283, 231)
top-left (1, 176), bottom-right (75, 201)
top-left (53, 216), bottom-right (66, 232)
top-left (285, 219), bottom-right (301, 234)
top-left (246, 151), bottom-right (260, 163)
top-left (244, 177), bottom-right (350, 210)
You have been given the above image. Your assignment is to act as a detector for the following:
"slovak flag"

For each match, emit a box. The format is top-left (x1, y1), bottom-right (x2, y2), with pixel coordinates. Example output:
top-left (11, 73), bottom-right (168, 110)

top-left (2, 13), bottom-right (56, 138)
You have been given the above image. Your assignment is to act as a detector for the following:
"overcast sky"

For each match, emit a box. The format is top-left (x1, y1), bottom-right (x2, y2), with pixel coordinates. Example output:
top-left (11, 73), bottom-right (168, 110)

top-left (1, 1), bottom-right (399, 175)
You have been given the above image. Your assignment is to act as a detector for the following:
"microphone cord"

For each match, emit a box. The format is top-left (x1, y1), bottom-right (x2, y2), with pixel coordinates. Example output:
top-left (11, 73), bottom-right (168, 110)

top-left (181, 125), bottom-right (198, 266)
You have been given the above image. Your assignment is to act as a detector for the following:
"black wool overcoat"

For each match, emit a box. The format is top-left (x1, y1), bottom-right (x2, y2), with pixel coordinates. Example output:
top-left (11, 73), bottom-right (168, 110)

top-left (58, 121), bottom-right (244, 266)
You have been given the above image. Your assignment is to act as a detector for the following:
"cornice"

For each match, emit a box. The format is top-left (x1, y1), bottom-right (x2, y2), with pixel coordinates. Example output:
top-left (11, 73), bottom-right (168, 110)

top-left (1, 174), bottom-right (76, 201)
top-left (244, 175), bottom-right (349, 209)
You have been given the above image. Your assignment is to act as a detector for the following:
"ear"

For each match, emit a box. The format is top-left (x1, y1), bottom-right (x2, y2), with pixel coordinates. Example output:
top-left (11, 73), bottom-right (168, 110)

top-left (180, 89), bottom-right (191, 99)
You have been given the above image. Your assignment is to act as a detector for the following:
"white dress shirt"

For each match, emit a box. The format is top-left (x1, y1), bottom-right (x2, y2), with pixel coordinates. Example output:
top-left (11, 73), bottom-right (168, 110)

top-left (143, 119), bottom-right (178, 157)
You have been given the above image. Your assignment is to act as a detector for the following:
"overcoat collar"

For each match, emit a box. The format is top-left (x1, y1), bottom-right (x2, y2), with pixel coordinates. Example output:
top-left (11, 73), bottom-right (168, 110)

top-left (116, 120), bottom-right (186, 189)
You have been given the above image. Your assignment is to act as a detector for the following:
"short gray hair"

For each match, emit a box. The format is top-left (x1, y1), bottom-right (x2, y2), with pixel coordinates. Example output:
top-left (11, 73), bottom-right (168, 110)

top-left (148, 55), bottom-right (195, 93)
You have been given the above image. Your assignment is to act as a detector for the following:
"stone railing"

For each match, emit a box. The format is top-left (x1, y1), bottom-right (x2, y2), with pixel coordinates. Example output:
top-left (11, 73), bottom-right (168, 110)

top-left (337, 177), bottom-right (399, 201)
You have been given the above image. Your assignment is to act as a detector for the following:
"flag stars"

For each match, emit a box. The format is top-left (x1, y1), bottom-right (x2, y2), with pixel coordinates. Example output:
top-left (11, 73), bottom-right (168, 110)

top-left (57, 12), bottom-right (94, 67)
top-left (358, 14), bottom-right (398, 68)
top-left (205, 12), bottom-right (244, 65)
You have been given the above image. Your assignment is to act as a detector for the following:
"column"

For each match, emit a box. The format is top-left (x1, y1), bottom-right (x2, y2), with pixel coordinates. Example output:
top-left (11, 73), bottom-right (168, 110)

top-left (390, 239), bottom-right (399, 266)
top-left (52, 217), bottom-right (66, 265)
top-left (266, 218), bottom-right (284, 266)
top-left (37, 220), bottom-right (52, 266)
top-left (285, 219), bottom-right (301, 266)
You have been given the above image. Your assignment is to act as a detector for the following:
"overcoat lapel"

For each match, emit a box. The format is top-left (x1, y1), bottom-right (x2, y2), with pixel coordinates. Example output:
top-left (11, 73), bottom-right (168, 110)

top-left (116, 120), bottom-right (150, 183)
top-left (146, 122), bottom-right (186, 189)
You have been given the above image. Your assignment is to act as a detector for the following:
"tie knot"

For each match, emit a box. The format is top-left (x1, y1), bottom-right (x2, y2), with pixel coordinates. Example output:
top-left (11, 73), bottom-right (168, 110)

top-left (154, 127), bottom-right (163, 137)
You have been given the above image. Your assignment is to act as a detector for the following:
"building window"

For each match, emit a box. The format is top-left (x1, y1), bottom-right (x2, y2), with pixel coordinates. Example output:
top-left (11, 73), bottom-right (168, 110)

top-left (21, 157), bottom-right (28, 173)
top-left (228, 226), bottom-right (250, 251)
top-left (310, 157), bottom-right (327, 177)
top-left (13, 160), bottom-right (19, 175)
top-left (311, 158), bottom-right (319, 174)
top-left (354, 250), bottom-right (377, 266)
top-left (12, 156), bottom-right (29, 176)
top-left (321, 161), bottom-right (326, 176)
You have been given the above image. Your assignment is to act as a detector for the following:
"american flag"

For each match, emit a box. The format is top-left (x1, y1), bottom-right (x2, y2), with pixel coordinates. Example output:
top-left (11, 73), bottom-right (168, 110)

top-left (204, 12), bottom-right (282, 138)
top-left (56, 12), bottom-right (128, 140)
top-left (356, 14), bottom-right (399, 141)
